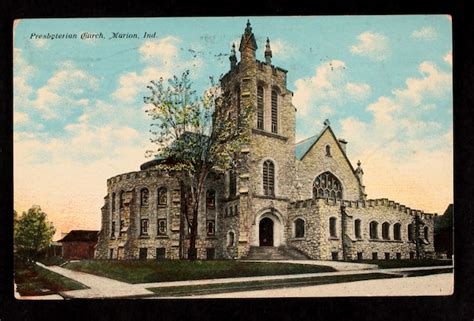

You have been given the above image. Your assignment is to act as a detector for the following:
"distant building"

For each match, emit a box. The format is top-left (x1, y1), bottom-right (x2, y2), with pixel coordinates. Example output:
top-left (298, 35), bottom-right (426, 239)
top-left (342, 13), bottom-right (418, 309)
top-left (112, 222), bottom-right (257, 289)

top-left (95, 21), bottom-right (435, 261)
top-left (434, 204), bottom-right (453, 258)
top-left (59, 230), bottom-right (99, 260)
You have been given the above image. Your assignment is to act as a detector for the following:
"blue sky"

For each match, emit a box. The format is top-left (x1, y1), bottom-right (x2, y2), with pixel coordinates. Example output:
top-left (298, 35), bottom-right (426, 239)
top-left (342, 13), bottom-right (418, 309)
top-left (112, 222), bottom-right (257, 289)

top-left (13, 16), bottom-right (452, 235)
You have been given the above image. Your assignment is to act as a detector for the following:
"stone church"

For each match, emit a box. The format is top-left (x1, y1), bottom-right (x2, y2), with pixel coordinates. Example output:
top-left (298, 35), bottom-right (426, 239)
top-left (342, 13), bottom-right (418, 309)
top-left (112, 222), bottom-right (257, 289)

top-left (95, 21), bottom-right (435, 261)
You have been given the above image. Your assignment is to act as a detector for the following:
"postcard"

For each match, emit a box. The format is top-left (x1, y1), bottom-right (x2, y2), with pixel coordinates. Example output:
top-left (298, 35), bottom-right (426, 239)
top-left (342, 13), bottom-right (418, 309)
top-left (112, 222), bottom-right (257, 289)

top-left (13, 16), bottom-right (453, 299)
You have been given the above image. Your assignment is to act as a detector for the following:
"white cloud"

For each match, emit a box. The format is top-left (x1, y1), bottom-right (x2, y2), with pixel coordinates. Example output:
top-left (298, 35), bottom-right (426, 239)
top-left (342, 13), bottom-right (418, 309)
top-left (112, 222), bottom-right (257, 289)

top-left (14, 111), bottom-right (30, 124)
top-left (112, 36), bottom-right (204, 104)
top-left (32, 38), bottom-right (48, 48)
top-left (268, 39), bottom-right (295, 59)
top-left (30, 62), bottom-right (98, 119)
top-left (338, 61), bottom-right (452, 213)
top-left (393, 61), bottom-right (451, 106)
top-left (444, 50), bottom-right (452, 66)
top-left (350, 32), bottom-right (390, 61)
top-left (346, 82), bottom-right (371, 101)
top-left (293, 60), bottom-right (371, 116)
top-left (139, 36), bottom-right (180, 64)
top-left (411, 26), bottom-right (437, 40)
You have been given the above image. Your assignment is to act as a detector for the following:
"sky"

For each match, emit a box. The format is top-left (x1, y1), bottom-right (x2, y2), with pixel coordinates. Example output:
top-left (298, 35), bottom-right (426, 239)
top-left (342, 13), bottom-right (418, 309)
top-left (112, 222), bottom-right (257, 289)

top-left (13, 16), bottom-right (453, 239)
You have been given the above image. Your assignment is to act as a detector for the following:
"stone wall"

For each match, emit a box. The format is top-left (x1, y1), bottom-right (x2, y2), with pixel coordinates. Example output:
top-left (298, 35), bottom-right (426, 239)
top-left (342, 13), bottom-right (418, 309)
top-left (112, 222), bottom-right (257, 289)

top-left (287, 197), bottom-right (435, 260)
top-left (296, 129), bottom-right (362, 202)
top-left (95, 169), bottom-right (226, 260)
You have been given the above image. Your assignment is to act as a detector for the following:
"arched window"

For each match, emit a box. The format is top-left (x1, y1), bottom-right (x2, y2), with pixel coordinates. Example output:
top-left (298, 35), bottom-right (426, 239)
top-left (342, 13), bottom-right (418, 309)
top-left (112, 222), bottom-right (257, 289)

top-left (394, 223), bottom-right (401, 240)
top-left (207, 220), bottom-right (216, 236)
top-left (294, 218), bottom-right (305, 238)
top-left (157, 187), bottom-right (167, 206)
top-left (206, 190), bottom-right (216, 209)
top-left (329, 217), bottom-right (337, 238)
top-left (370, 221), bottom-right (378, 239)
top-left (229, 170), bottom-right (237, 197)
top-left (111, 193), bottom-right (116, 211)
top-left (271, 89), bottom-right (278, 133)
top-left (313, 172), bottom-right (343, 200)
top-left (257, 85), bottom-right (264, 130)
top-left (408, 223), bottom-right (414, 241)
top-left (263, 160), bottom-right (275, 196)
top-left (354, 219), bottom-right (361, 239)
top-left (227, 231), bottom-right (235, 247)
top-left (140, 188), bottom-right (149, 206)
top-left (119, 191), bottom-right (125, 209)
top-left (326, 145), bottom-right (331, 156)
top-left (424, 226), bottom-right (429, 241)
top-left (382, 222), bottom-right (390, 240)
top-left (157, 219), bottom-right (167, 236)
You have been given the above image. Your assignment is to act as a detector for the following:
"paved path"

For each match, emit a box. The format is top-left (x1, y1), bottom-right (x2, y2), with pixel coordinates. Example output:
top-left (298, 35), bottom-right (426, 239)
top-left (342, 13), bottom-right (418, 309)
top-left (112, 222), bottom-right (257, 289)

top-left (35, 262), bottom-right (154, 299)
top-left (32, 262), bottom-right (453, 299)
top-left (180, 273), bottom-right (454, 298)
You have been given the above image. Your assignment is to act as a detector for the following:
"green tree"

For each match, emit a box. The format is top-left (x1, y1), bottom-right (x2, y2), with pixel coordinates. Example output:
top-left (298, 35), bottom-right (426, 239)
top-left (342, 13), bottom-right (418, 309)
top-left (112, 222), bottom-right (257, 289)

top-left (14, 205), bottom-right (56, 262)
top-left (144, 70), bottom-right (251, 259)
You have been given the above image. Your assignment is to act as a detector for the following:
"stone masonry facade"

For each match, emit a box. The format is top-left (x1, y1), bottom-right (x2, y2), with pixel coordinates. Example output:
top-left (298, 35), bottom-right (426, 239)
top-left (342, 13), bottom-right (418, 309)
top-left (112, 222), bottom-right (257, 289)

top-left (95, 21), bottom-right (435, 261)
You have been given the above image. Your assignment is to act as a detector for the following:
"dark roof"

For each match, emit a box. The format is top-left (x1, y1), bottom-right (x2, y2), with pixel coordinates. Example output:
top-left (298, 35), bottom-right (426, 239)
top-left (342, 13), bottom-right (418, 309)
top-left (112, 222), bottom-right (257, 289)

top-left (59, 230), bottom-right (99, 242)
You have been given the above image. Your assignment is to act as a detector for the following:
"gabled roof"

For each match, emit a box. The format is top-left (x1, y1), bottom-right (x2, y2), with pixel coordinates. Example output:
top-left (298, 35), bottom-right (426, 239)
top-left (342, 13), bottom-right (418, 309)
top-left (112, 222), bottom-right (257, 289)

top-left (294, 125), bottom-right (356, 174)
top-left (294, 127), bottom-right (327, 160)
top-left (58, 230), bottom-right (99, 242)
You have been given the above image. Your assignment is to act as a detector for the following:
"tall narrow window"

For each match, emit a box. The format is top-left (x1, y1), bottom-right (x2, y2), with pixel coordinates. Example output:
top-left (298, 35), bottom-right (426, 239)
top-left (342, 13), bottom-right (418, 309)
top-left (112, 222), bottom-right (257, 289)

top-left (408, 223), bottom-right (414, 241)
top-left (157, 187), bottom-right (167, 206)
top-left (111, 193), bottom-right (116, 211)
top-left (329, 217), bottom-right (337, 238)
top-left (157, 219), bottom-right (167, 236)
top-left (207, 220), bottom-right (216, 236)
top-left (206, 190), bottom-right (216, 209)
top-left (313, 172), bottom-right (343, 200)
top-left (424, 226), bottom-right (429, 241)
top-left (119, 191), bottom-right (125, 209)
top-left (257, 85), bottom-right (264, 130)
top-left (294, 219), bottom-right (305, 238)
top-left (354, 219), bottom-right (361, 239)
top-left (271, 90), bottom-right (278, 133)
top-left (263, 160), bottom-right (275, 196)
top-left (394, 223), bottom-right (401, 240)
top-left (229, 171), bottom-right (237, 197)
top-left (370, 221), bottom-right (379, 239)
top-left (325, 145), bottom-right (331, 156)
top-left (140, 188), bottom-right (149, 206)
top-left (140, 219), bottom-right (149, 235)
top-left (382, 222), bottom-right (390, 240)
top-left (111, 221), bottom-right (116, 238)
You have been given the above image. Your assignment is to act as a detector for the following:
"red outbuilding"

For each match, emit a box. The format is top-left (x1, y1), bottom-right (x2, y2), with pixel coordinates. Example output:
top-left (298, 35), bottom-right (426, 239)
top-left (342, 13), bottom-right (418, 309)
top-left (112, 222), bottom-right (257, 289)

top-left (58, 230), bottom-right (99, 260)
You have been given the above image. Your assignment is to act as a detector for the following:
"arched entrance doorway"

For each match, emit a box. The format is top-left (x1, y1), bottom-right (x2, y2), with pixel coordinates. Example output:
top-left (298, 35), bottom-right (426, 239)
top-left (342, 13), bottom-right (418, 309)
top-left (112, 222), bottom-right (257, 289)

top-left (259, 217), bottom-right (274, 246)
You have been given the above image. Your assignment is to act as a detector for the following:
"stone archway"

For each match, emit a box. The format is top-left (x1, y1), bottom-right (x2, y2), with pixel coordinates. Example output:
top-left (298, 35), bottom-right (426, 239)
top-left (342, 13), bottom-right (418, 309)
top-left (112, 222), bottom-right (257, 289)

top-left (254, 210), bottom-right (284, 247)
top-left (259, 217), bottom-right (274, 246)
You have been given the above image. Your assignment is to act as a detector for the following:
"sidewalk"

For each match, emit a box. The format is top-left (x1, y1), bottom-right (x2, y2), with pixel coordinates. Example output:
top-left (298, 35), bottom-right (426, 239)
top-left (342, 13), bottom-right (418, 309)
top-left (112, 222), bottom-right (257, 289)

top-left (178, 273), bottom-right (454, 298)
top-left (34, 261), bottom-right (453, 299)
top-left (36, 262), bottom-right (154, 299)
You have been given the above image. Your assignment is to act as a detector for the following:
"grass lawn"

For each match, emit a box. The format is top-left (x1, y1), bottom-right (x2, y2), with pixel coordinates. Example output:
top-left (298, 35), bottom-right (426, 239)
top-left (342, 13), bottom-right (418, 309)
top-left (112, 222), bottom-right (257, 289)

top-left (147, 272), bottom-right (400, 297)
top-left (15, 261), bottom-right (88, 296)
top-left (357, 259), bottom-right (453, 269)
top-left (64, 260), bottom-right (336, 284)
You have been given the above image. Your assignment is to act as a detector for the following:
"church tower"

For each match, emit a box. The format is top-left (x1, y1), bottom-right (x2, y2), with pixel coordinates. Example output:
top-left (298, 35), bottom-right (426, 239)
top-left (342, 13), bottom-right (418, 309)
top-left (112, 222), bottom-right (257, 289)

top-left (219, 21), bottom-right (297, 258)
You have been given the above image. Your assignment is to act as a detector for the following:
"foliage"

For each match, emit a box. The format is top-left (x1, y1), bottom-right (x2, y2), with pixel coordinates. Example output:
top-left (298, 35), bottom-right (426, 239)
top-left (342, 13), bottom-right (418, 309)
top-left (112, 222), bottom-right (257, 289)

top-left (144, 70), bottom-right (252, 259)
top-left (14, 205), bottom-right (56, 261)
